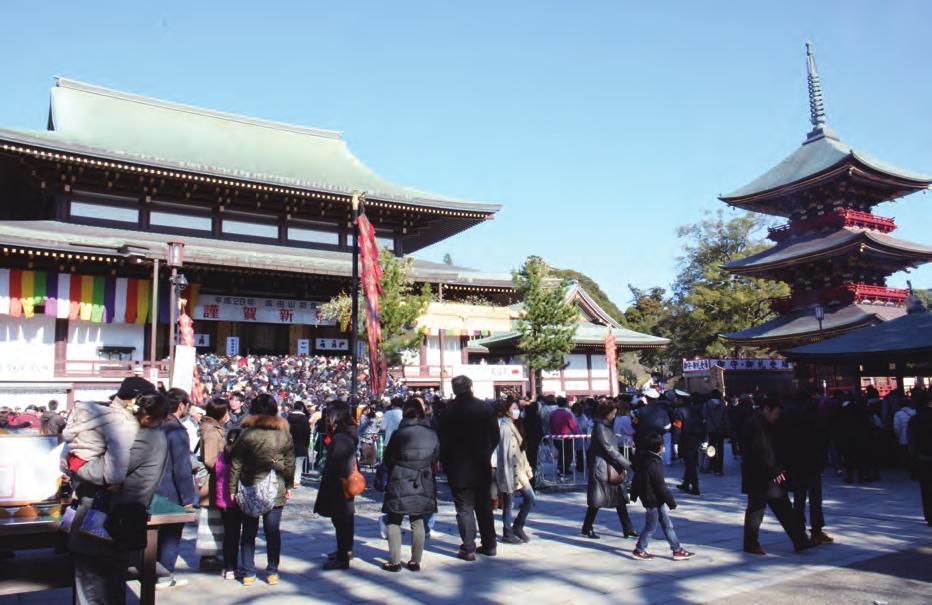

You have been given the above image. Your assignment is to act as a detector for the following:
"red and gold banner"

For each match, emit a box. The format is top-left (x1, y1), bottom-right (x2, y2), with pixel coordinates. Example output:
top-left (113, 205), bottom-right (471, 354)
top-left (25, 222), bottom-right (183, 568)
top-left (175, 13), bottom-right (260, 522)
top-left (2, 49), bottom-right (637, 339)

top-left (605, 331), bottom-right (619, 397)
top-left (358, 214), bottom-right (387, 396)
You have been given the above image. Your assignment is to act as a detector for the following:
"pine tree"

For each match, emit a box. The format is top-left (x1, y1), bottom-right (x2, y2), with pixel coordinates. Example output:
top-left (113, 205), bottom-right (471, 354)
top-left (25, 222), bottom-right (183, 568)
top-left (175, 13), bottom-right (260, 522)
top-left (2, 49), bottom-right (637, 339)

top-left (512, 256), bottom-right (579, 395)
top-left (320, 248), bottom-right (432, 366)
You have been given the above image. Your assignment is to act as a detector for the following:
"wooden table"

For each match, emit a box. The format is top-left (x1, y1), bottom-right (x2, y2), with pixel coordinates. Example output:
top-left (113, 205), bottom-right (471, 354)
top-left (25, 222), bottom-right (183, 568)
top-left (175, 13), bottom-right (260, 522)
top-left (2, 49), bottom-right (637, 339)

top-left (0, 496), bottom-right (196, 605)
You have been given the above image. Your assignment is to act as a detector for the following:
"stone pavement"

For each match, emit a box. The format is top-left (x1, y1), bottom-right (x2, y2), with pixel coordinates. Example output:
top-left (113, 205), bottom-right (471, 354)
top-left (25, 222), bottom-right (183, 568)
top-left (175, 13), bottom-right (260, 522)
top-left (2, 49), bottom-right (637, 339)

top-left (4, 455), bottom-right (930, 605)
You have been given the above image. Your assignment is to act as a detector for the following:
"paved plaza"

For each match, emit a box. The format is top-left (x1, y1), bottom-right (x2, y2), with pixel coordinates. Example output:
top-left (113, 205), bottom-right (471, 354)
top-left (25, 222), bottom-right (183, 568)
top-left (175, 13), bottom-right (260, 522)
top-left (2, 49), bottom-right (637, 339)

top-left (4, 455), bottom-right (930, 605)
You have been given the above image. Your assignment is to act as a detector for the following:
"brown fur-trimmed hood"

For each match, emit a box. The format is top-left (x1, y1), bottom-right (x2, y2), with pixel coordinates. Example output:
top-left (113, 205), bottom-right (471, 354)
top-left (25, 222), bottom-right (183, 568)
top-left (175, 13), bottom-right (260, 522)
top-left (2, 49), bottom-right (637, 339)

top-left (241, 414), bottom-right (289, 431)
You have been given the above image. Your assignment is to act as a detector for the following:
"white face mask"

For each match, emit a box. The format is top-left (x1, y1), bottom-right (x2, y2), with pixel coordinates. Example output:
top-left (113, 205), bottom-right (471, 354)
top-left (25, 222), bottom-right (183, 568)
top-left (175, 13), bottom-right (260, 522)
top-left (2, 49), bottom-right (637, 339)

top-left (511, 408), bottom-right (520, 420)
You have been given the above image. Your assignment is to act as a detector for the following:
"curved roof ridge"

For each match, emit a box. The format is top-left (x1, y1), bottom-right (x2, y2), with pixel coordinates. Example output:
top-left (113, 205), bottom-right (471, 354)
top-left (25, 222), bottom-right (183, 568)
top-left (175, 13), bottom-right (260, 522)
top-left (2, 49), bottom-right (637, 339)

top-left (54, 77), bottom-right (344, 140)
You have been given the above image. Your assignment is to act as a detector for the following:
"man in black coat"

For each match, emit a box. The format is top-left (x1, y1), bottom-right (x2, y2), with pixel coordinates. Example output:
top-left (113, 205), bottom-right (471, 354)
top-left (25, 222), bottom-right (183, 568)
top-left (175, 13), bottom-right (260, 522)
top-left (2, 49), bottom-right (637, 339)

top-left (741, 398), bottom-right (810, 555)
top-left (288, 402), bottom-right (311, 486)
top-left (521, 398), bottom-right (544, 486)
top-left (633, 389), bottom-right (672, 451)
top-left (673, 392), bottom-right (705, 496)
top-left (438, 375), bottom-right (500, 560)
top-left (155, 388), bottom-right (197, 589)
top-left (780, 392), bottom-right (833, 545)
top-left (908, 392), bottom-right (932, 526)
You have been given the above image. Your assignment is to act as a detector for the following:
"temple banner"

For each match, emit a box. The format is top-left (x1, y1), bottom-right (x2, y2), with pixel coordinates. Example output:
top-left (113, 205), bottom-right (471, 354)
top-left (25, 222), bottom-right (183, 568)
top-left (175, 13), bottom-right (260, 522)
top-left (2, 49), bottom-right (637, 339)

top-left (683, 358), bottom-right (792, 373)
top-left (192, 295), bottom-right (334, 325)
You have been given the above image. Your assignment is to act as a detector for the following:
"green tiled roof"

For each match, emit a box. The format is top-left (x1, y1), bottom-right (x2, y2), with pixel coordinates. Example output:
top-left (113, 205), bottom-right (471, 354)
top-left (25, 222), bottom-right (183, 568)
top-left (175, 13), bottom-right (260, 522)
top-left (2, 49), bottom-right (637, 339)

top-left (0, 78), bottom-right (500, 213)
top-left (720, 133), bottom-right (932, 202)
top-left (721, 302), bottom-right (904, 344)
top-left (467, 321), bottom-right (669, 353)
top-left (723, 228), bottom-right (932, 273)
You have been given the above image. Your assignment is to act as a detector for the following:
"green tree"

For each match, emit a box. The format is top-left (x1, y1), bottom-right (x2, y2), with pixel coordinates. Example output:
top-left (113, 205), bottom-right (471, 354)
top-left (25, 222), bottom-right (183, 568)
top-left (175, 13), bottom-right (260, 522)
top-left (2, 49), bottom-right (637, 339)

top-left (624, 211), bottom-right (789, 374)
top-left (320, 248), bottom-right (432, 366)
top-left (512, 256), bottom-right (579, 395)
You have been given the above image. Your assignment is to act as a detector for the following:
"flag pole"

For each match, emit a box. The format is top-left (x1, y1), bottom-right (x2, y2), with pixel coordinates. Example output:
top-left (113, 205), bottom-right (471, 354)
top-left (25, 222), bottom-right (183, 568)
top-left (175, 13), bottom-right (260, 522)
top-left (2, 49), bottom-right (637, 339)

top-left (349, 192), bottom-right (364, 406)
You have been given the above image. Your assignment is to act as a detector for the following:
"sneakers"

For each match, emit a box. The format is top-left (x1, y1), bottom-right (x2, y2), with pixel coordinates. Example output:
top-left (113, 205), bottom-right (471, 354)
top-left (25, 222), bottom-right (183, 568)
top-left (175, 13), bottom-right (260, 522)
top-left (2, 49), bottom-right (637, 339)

top-left (672, 548), bottom-right (695, 561)
top-left (222, 570), bottom-right (237, 580)
top-left (241, 576), bottom-right (256, 586)
top-left (266, 573), bottom-right (279, 585)
top-left (155, 577), bottom-right (189, 591)
top-left (632, 549), bottom-right (654, 560)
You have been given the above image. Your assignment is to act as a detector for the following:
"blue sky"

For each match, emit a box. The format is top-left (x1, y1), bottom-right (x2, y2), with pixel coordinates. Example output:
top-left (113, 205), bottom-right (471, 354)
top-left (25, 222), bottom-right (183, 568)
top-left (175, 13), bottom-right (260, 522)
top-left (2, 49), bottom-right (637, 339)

top-left (3, 2), bottom-right (931, 307)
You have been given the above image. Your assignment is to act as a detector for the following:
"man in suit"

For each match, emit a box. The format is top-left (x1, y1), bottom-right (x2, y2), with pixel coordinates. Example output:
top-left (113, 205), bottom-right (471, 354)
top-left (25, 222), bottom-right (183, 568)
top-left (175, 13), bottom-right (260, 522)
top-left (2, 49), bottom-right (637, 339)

top-left (438, 376), bottom-right (500, 560)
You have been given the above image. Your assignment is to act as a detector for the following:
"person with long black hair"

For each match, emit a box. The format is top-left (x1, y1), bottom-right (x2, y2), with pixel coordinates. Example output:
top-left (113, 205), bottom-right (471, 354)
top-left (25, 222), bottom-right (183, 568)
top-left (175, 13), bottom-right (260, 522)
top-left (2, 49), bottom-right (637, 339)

top-left (228, 393), bottom-right (295, 586)
top-left (313, 401), bottom-right (360, 570)
top-left (581, 399), bottom-right (638, 540)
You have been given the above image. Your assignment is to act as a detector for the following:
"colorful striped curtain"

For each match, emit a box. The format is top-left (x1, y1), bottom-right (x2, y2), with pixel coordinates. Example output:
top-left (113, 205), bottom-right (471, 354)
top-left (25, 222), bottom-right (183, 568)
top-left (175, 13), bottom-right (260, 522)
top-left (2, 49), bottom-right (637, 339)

top-left (0, 270), bottom-right (155, 325)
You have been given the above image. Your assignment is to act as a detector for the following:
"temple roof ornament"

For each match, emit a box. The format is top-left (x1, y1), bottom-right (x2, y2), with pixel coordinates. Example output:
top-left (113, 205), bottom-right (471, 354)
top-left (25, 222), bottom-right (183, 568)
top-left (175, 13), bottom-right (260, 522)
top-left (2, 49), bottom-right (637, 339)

top-left (804, 42), bottom-right (837, 142)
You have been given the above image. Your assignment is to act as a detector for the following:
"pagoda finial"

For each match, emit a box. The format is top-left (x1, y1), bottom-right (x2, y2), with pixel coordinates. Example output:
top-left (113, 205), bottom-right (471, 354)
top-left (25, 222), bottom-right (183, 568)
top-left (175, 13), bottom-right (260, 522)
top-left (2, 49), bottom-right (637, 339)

top-left (806, 41), bottom-right (826, 128)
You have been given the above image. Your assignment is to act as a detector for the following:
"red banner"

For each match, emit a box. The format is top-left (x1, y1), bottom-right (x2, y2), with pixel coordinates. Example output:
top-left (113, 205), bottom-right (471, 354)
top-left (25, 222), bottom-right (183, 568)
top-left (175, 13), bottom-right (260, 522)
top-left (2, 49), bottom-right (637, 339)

top-left (605, 331), bottom-right (619, 397)
top-left (358, 214), bottom-right (387, 396)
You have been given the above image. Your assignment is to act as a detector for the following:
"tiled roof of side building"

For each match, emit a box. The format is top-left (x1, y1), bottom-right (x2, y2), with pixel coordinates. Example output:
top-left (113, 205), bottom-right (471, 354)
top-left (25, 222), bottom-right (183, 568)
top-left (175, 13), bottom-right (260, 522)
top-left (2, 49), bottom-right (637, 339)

top-left (0, 78), bottom-right (501, 213)
top-left (783, 309), bottom-right (932, 358)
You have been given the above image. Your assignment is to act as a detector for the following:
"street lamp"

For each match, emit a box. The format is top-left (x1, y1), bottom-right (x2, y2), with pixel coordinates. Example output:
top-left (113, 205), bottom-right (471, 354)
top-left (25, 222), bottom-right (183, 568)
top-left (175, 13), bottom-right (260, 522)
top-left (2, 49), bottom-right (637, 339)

top-left (814, 304), bottom-right (825, 335)
top-left (166, 242), bottom-right (186, 374)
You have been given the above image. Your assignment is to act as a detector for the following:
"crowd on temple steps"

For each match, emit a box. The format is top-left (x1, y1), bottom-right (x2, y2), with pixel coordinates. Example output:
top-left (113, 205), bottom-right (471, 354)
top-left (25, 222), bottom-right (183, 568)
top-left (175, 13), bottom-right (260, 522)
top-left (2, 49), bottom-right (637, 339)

top-left (8, 353), bottom-right (931, 604)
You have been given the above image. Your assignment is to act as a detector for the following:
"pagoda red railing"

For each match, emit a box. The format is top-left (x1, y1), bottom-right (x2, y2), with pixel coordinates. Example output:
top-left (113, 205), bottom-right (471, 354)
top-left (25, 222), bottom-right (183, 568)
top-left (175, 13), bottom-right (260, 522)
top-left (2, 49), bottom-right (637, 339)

top-left (770, 283), bottom-right (908, 313)
top-left (768, 209), bottom-right (896, 242)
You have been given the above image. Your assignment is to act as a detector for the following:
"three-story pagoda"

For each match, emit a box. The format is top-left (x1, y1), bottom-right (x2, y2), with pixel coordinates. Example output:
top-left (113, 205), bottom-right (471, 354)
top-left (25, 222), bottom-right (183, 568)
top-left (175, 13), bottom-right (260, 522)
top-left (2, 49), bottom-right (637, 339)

top-left (719, 43), bottom-right (932, 349)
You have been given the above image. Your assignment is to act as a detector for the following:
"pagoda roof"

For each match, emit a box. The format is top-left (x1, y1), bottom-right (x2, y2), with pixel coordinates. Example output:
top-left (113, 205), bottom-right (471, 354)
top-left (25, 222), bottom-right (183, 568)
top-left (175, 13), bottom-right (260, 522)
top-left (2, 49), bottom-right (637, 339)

top-left (0, 78), bottom-right (500, 214)
top-left (0, 220), bottom-right (514, 289)
top-left (720, 133), bottom-right (932, 207)
top-left (720, 302), bottom-right (904, 347)
top-left (466, 321), bottom-right (669, 354)
top-left (720, 44), bottom-right (932, 214)
top-left (723, 227), bottom-right (932, 275)
top-left (782, 308), bottom-right (932, 360)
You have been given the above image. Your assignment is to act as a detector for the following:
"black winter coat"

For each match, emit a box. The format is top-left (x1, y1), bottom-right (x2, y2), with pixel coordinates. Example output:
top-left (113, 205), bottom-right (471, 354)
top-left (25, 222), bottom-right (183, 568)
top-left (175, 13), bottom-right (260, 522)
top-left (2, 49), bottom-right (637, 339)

top-left (438, 394), bottom-right (499, 489)
top-left (313, 426), bottom-right (359, 518)
top-left (156, 415), bottom-right (197, 507)
top-left (741, 412), bottom-right (784, 499)
top-left (586, 419), bottom-right (632, 509)
top-left (287, 412), bottom-right (311, 458)
top-left (630, 451), bottom-right (676, 509)
top-left (382, 418), bottom-right (439, 516)
top-left (633, 403), bottom-right (672, 447)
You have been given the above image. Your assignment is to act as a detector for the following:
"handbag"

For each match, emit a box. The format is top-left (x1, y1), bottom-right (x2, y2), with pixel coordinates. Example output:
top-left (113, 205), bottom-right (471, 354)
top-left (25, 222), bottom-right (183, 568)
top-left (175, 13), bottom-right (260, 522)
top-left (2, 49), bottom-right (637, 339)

top-left (235, 431), bottom-right (283, 517)
top-left (340, 461), bottom-right (366, 499)
top-left (105, 502), bottom-right (150, 551)
top-left (607, 464), bottom-right (627, 486)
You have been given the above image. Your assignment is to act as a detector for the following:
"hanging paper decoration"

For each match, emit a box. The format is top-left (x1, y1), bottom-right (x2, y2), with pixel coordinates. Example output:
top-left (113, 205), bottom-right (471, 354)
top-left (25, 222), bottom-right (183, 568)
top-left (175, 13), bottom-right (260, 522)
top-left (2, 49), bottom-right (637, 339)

top-left (604, 331), bottom-right (619, 397)
top-left (0, 270), bottom-right (153, 324)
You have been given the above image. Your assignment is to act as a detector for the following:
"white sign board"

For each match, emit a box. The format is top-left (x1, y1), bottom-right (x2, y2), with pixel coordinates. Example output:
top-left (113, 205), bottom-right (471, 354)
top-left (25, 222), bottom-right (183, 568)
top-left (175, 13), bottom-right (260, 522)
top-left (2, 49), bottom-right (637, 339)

top-left (316, 337), bottom-right (349, 351)
top-left (193, 295), bottom-right (334, 326)
top-left (449, 364), bottom-right (527, 399)
top-left (683, 358), bottom-right (793, 373)
top-left (171, 344), bottom-right (197, 393)
top-left (226, 336), bottom-right (240, 357)
top-left (296, 339), bottom-right (310, 356)
top-left (0, 436), bottom-right (63, 505)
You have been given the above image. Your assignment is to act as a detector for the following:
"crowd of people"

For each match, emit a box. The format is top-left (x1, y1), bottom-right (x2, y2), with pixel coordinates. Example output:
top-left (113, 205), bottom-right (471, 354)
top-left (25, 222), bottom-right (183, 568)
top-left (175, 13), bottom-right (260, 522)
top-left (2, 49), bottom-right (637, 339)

top-left (7, 367), bottom-right (931, 603)
top-left (194, 354), bottom-right (407, 407)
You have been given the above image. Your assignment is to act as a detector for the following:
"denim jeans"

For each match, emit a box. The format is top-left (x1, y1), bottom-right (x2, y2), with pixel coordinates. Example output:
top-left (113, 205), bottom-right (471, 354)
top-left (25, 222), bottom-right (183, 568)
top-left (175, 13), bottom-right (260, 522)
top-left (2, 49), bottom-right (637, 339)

top-left (501, 486), bottom-right (536, 535)
top-left (240, 506), bottom-right (283, 578)
top-left (157, 523), bottom-right (184, 575)
top-left (635, 505), bottom-right (681, 553)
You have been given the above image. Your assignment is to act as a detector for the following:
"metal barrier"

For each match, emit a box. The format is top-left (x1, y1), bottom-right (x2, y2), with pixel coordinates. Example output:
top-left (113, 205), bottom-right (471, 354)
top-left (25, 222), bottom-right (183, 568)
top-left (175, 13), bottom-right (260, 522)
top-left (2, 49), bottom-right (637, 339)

top-left (537, 435), bottom-right (633, 488)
